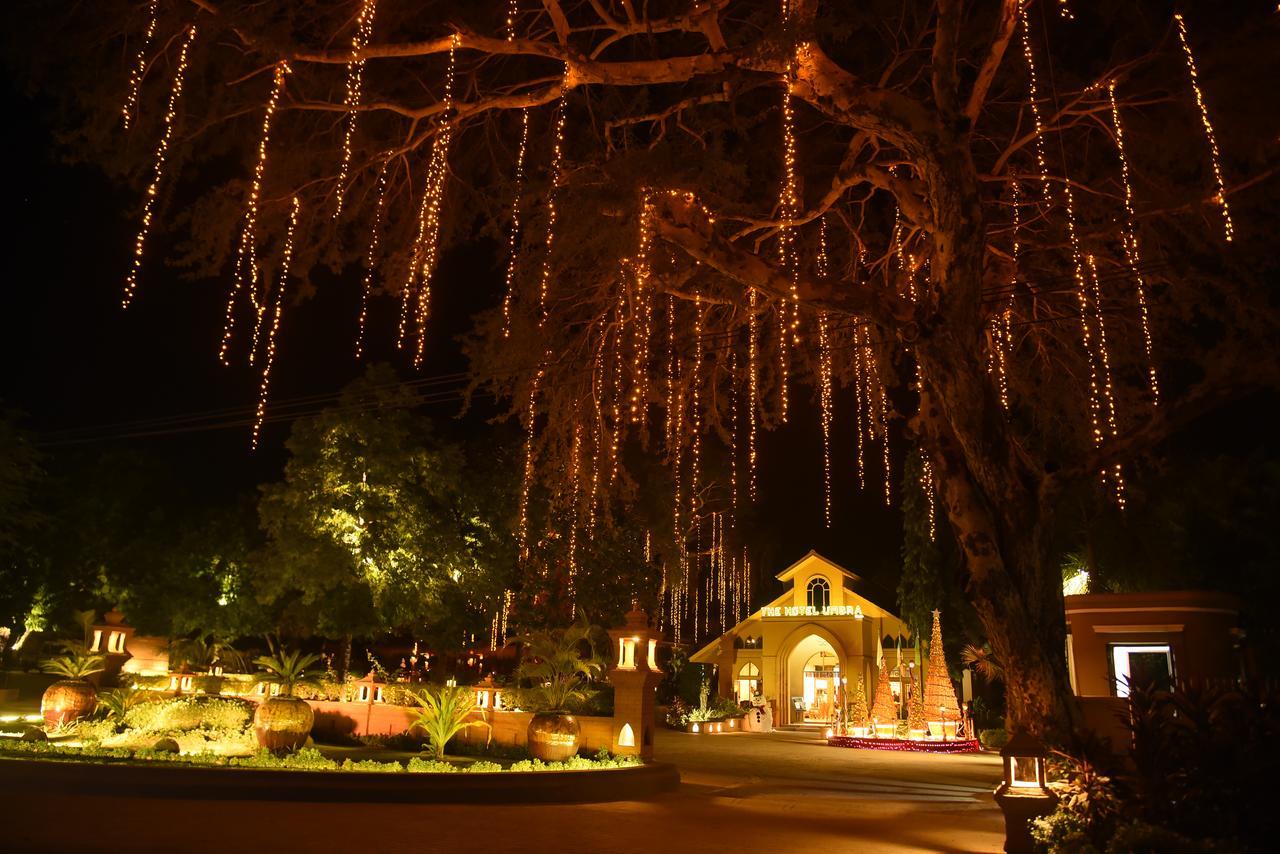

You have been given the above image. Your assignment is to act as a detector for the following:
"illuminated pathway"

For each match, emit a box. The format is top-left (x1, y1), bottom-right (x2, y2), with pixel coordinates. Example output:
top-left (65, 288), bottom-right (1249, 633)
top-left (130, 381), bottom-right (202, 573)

top-left (3, 728), bottom-right (1004, 853)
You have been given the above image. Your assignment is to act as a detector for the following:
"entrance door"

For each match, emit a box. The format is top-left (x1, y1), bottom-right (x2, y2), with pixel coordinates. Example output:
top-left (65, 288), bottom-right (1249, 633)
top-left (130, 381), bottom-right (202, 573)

top-left (785, 634), bottom-right (841, 724)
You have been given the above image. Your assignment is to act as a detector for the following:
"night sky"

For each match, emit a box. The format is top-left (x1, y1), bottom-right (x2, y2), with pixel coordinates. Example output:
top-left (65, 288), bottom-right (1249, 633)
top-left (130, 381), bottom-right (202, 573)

top-left (1, 75), bottom-right (908, 608)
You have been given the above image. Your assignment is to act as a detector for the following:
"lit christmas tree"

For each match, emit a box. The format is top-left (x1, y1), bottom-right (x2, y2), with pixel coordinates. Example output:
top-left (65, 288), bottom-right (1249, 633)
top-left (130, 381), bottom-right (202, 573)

top-left (847, 674), bottom-right (870, 729)
top-left (870, 658), bottom-right (898, 728)
top-left (923, 610), bottom-right (960, 721)
top-left (907, 667), bottom-right (928, 733)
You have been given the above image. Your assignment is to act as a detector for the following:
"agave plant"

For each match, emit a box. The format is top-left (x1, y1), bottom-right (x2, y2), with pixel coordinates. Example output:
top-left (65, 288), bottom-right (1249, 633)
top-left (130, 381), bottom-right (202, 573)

top-left (514, 617), bottom-right (606, 712)
top-left (253, 649), bottom-right (322, 697)
top-left (410, 684), bottom-right (490, 760)
top-left (41, 647), bottom-right (105, 680)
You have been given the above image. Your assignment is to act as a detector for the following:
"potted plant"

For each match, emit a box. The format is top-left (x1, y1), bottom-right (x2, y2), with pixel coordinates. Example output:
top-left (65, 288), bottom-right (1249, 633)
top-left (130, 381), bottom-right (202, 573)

top-left (40, 647), bottom-right (105, 728)
top-left (410, 683), bottom-right (490, 760)
top-left (252, 648), bottom-right (322, 751)
top-left (514, 619), bottom-right (604, 761)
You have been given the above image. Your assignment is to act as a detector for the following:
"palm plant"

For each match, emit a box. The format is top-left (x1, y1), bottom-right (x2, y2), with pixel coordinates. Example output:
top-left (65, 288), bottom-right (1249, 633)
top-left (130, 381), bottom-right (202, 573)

top-left (95, 688), bottom-right (143, 720)
top-left (514, 618), bottom-right (605, 712)
top-left (253, 649), bottom-right (322, 697)
top-left (961, 644), bottom-right (1004, 685)
top-left (41, 647), bottom-right (105, 680)
top-left (410, 684), bottom-right (490, 760)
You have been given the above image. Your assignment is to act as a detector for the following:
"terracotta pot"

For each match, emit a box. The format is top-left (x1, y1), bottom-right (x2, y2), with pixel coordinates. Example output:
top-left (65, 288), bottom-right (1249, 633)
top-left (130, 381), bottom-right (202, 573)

top-left (527, 711), bottom-right (579, 761)
top-left (41, 679), bottom-right (97, 728)
top-left (253, 695), bottom-right (314, 751)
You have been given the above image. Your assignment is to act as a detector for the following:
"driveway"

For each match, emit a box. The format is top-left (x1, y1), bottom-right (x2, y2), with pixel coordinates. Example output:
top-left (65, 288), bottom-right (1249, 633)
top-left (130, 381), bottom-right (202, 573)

top-left (1, 728), bottom-right (1005, 853)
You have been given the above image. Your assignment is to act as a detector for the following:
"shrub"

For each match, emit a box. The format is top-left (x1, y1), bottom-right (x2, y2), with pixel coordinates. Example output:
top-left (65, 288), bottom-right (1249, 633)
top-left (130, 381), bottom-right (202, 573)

top-left (407, 756), bottom-right (459, 774)
top-left (341, 758), bottom-right (404, 773)
top-left (123, 697), bottom-right (253, 734)
top-left (979, 728), bottom-right (1009, 750)
top-left (464, 760), bottom-right (502, 773)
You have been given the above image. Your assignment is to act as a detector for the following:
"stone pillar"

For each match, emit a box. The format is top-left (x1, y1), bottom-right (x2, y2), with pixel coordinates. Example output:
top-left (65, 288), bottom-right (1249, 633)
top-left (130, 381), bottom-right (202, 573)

top-left (607, 605), bottom-right (663, 760)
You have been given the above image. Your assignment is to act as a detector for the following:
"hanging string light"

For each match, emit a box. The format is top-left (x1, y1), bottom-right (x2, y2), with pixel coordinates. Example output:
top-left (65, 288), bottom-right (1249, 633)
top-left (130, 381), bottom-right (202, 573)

top-left (354, 156), bottom-right (390, 359)
top-left (816, 217), bottom-right (834, 527)
top-left (747, 288), bottom-right (760, 501)
top-left (1057, 0), bottom-right (1074, 22)
top-left (409, 33), bottom-right (461, 367)
top-left (989, 181), bottom-right (1018, 411)
top-left (1108, 82), bottom-right (1160, 405)
top-left (121, 0), bottom-right (160, 131)
top-left (1018, 13), bottom-right (1053, 201)
top-left (689, 293), bottom-right (703, 538)
top-left (251, 195), bottom-right (300, 449)
top-left (538, 72), bottom-right (570, 327)
top-left (631, 194), bottom-right (655, 422)
top-left (1086, 254), bottom-right (1126, 507)
top-left (1174, 12), bottom-right (1233, 242)
top-left (920, 449), bottom-right (937, 541)
top-left (501, 108), bottom-right (531, 337)
top-left (516, 365), bottom-right (544, 558)
top-left (332, 0), bottom-right (378, 218)
top-left (729, 334), bottom-right (740, 513)
top-left (122, 23), bottom-right (198, 310)
top-left (852, 323), bottom-right (868, 491)
top-left (220, 60), bottom-right (289, 362)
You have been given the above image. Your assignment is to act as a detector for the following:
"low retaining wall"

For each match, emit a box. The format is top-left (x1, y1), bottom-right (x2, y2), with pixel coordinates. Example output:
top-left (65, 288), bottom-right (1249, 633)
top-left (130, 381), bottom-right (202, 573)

top-left (0, 756), bottom-right (680, 804)
top-left (304, 700), bottom-right (615, 754)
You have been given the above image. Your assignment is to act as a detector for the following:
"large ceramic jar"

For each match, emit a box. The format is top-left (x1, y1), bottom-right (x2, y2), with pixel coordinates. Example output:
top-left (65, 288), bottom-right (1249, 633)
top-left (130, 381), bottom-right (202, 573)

top-left (527, 711), bottom-right (580, 761)
top-left (41, 679), bottom-right (97, 728)
top-left (253, 695), bottom-right (314, 751)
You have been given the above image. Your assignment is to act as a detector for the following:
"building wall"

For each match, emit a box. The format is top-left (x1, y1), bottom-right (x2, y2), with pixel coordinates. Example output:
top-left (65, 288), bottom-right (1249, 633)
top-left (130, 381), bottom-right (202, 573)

top-left (1065, 590), bottom-right (1242, 698)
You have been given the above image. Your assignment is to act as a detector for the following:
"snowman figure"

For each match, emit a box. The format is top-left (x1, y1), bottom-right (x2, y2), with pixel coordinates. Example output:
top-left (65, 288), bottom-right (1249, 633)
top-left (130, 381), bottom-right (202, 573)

top-left (743, 690), bottom-right (773, 733)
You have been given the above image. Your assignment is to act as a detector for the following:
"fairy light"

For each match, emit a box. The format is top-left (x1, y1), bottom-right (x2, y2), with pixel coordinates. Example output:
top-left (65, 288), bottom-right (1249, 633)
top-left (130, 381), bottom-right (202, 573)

top-left (517, 365), bottom-right (544, 558)
top-left (729, 336), bottom-right (740, 513)
top-left (689, 293), bottom-right (703, 536)
top-left (1018, 12), bottom-right (1053, 200)
top-left (852, 323), bottom-right (867, 491)
top-left (630, 195), bottom-right (655, 422)
top-left (1108, 82), bottom-right (1160, 405)
top-left (121, 0), bottom-right (160, 131)
top-left (920, 451), bottom-right (937, 541)
top-left (991, 180), bottom-right (1019, 410)
top-left (1086, 254), bottom-right (1126, 507)
top-left (354, 156), bottom-right (390, 359)
top-left (1023, 9), bottom-right (1114, 502)
top-left (220, 60), bottom-right (289, 362)
top-left (816, 216), bottom-right (834, 527)
top-left (251, 195), bottom-right (300, 449)
top-left (122, 23), bottom-right (197, 310)
top-left (747, 288), bottom-right (760, 501)
top-left (1057, 0), bottom-right (1074, 22)
top-left (567, 416), bottom-right (583, 598)
top-left (409, 33), bottom-right (461, 367)
top-left (501, 108), bottom-right (531, 337)
top-left (332, 0), bottom-right (378, 218)
top-left (538, 73), bottom-right (570, 327)
top-left (1174, 13), bottom-right (1233, 242)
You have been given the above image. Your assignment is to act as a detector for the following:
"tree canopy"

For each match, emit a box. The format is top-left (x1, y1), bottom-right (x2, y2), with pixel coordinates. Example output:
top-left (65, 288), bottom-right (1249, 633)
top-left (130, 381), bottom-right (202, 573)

top-left (10, 0), bottom-right (1280, 735)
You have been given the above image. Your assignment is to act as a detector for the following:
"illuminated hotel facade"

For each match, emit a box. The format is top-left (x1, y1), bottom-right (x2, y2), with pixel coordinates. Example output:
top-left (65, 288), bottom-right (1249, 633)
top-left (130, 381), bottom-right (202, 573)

top-left (690, 551), bottom-right (913, 726)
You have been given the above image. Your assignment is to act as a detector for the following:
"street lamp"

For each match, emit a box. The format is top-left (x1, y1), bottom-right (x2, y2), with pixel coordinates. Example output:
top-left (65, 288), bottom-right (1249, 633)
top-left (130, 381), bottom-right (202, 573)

top-left (993, 730), bottom-right (1058, 853)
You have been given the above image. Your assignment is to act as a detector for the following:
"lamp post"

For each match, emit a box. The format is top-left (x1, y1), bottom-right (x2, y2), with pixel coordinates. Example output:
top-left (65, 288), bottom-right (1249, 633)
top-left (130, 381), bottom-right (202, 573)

top-left (993, 730), bottom-right (1058, 853)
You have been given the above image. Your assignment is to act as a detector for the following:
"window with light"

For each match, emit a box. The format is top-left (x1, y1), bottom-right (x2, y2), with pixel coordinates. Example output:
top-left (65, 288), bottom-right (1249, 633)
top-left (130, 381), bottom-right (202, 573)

top-left (806, 576), bottom-right (831, 610)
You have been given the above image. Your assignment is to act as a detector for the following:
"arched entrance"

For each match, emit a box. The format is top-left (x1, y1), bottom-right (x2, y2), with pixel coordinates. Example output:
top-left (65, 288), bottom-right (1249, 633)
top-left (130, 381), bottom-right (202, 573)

top-left (776, 624), bottom-right (848, 725)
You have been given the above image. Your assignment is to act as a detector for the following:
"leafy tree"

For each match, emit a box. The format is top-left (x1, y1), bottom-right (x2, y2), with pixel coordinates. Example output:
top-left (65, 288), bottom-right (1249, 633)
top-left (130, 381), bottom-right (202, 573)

top-left (256, 365), bottom-right (517, 660)
top-left (254, 648), bottom-right (322, 697)
top-left (513, 618), bottom-right (606, 712)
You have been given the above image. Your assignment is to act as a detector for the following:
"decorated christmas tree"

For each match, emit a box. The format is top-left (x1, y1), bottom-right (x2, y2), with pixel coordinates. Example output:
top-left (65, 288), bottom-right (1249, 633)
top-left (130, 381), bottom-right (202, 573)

top-left (870, 659), bottom-right (898, 726)
top-left (922, 610), bottom-right (961, 720)
top-left (847, 674), bottom-right (870, 729)
top-left (907, 668), bottom-right (928, 733)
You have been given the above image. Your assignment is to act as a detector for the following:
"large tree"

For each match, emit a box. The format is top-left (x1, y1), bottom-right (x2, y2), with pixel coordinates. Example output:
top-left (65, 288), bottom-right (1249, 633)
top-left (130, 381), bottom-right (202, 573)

top-left (18, 0), bottom-right (1279, 736)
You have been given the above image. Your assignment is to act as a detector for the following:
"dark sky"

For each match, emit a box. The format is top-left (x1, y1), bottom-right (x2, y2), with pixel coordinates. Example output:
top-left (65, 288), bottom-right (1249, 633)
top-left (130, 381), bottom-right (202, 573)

top-left (1, 77), bottom-right (909, 608)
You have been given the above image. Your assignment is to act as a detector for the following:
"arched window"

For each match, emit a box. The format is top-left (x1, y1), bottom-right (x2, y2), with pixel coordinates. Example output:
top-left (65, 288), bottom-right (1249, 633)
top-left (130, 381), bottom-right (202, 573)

top-left (736, 662), bottom-right (761, 702)
top-left (806, 576), bottom-right (831, 610)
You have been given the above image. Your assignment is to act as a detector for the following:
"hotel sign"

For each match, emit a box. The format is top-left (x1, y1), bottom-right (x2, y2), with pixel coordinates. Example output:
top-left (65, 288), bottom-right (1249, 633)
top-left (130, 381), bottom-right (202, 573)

top-left (761, 605), bottom-right (864, 619)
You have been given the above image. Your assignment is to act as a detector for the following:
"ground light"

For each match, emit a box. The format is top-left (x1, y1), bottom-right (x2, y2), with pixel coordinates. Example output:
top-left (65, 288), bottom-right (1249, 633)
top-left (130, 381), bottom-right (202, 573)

top-left (993, 730), bottom-right (1058, 853)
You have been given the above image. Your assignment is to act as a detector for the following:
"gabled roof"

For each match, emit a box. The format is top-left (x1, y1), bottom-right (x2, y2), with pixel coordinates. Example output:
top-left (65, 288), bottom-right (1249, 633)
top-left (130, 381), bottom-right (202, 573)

top-left (774, 550), bottom-right (862, 584)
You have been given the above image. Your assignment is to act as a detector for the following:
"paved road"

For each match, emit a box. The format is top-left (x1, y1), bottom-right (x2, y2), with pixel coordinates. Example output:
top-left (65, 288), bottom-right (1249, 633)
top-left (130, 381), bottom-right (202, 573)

top-left (1, 728), bottom-right (1004, 854)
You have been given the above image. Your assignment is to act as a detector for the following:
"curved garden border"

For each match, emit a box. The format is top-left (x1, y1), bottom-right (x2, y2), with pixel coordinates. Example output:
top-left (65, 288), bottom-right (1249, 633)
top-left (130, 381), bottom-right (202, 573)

top-left (0, 756), bottom-right (680, 804)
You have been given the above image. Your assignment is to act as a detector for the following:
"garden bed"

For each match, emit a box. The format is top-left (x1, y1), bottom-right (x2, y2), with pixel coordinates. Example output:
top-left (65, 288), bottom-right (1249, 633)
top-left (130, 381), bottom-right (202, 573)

top-left (0, 743), bottom-right (679, 803)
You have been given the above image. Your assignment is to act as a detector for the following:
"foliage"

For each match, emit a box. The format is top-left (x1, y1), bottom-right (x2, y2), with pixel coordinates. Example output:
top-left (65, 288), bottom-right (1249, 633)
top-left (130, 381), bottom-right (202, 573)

top-left (253, 649), bottom-right (323, 697)
top-left (256, 365), bottom-right (517, 642)
top-left (664, 697), bottom-right (691, 728)
top-left (962, 644), bottom-right (1003, 685)
top-left (409, 683), bottom-right (490, 760)
top-left (94, 688), bottom-right (145, 721)
top-left (978, 728), bottom-right (1008, 750)
top-left (122, 696), bottom-right (253, 734)
top-left (513, 617), bottom-right (606, 712)
top-left (40, 646), bottom-right (104, 680)
top-left (846, 676), bottom-right (870, 729)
